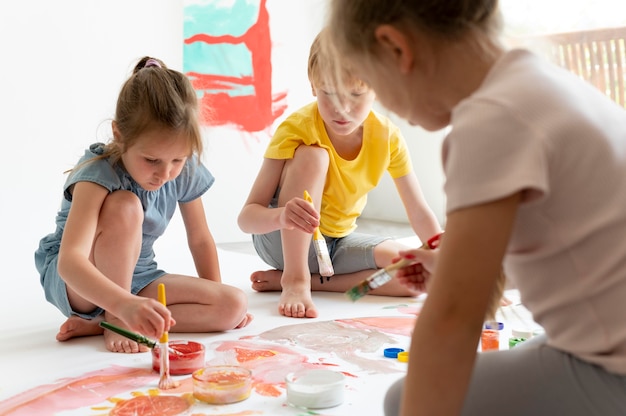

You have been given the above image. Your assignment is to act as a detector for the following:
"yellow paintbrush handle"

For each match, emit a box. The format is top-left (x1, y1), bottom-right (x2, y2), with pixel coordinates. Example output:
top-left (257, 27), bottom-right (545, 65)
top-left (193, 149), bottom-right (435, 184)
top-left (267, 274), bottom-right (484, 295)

top-left (303, 190), bottom-right (322, 239)
top-left (158, 283), bottom-right (168, 343)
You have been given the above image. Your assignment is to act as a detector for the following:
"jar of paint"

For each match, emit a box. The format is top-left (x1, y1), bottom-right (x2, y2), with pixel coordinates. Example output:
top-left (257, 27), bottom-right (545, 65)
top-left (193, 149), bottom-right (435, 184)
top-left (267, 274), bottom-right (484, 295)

top-left (285, 369), bottom-right (345, 409)
top-left (192, 365), bottom-right (252, 404)
top-left (508, 337), bottom-right (527, 348)
top-left (481, 321), bottom-right (503, 351)
top-left (152, 340), bottom-right (205, 375)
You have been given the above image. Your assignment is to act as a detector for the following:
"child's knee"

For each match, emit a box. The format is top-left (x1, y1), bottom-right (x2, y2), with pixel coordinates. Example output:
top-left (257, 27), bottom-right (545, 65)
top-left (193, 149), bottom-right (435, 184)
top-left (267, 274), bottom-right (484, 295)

top-left (292, 145), bottom-right (330, 175)
top-left (100, 190), bottom-right (143, 229)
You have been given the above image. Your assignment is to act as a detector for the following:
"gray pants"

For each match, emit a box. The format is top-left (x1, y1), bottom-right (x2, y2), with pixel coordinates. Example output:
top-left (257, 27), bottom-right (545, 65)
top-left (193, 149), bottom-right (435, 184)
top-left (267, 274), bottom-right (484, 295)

top-left (384, 335), bottom-right (626, 415)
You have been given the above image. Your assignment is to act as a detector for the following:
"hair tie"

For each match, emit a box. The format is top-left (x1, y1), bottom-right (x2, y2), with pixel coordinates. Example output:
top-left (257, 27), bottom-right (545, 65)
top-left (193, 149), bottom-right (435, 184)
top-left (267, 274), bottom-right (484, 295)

top-left (144, 58), bottom-right (161, 68)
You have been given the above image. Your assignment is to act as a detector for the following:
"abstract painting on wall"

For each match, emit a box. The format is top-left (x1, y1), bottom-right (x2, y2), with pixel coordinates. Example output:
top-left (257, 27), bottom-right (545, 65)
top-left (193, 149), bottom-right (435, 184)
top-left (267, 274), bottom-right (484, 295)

top-left (183, 0), bottom-right (288, 133)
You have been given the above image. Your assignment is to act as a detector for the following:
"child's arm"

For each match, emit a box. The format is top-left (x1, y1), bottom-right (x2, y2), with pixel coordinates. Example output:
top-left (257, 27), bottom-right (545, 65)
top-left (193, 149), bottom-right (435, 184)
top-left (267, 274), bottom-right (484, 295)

top-left (58, 181), bottom-right (172, 338)
top-left (238, 158), bottom-right (318, 235)
top-left (400, 192), bottom-right (520, 416)
top-left (179, 197), bottom-right (221, 283)
top-left (393, 172), bottom-right (442, 241)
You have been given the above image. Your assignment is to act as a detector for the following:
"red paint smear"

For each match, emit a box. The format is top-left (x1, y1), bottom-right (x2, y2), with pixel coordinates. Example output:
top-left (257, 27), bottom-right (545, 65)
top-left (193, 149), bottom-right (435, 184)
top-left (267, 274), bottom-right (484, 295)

top-left (109, 394), bottom-right (193, 416)
top-left (184, 0), bottom-right (287, 132)
top-left (336, 316), bottom-right (416, 337)
top-left (0, 366), bottom-right (157, 416)
top-left (234, 347), bottom-right (277, 363)
top-left (253, 381), bottom-right (283, 397)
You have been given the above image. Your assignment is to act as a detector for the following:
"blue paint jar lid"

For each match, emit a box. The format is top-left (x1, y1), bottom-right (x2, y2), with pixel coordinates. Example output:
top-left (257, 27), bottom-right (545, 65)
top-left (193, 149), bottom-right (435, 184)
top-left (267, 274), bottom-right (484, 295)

top-left (484, 321), bottom-right (504, 330)
top-left (384, 347), bottom-right (405, 358)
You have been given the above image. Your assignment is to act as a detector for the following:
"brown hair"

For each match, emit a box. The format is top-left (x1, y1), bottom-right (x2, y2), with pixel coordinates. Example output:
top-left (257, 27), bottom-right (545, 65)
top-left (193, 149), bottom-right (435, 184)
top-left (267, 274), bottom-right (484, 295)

top-left (83, 56), bottom-right (203, 168)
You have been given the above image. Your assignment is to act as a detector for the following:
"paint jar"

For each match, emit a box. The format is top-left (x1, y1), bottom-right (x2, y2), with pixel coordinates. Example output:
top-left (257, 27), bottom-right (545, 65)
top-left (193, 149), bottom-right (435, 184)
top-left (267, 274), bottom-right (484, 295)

top-left (509, 328), bottom-right (532, 349)
top-left (508, 337), bottom-right (527, 348)
top-left (152, 340), bottom-right (205, 375)
top-left (192, 365), bottom-right (252, 404)
top-left (481, 321), bottom-right (503, 351)
top-left (285, 369), bottom-right (345, 409)
top-left (511, 328), bottom-right (534, 341)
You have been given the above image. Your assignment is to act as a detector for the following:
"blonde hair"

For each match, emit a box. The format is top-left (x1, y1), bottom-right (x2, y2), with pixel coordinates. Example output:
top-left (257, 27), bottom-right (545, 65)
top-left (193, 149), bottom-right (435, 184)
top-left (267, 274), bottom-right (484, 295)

top-left (308, 28), bottom-right (367, 91)
top-left (327, 0), bottom-right (502, 63)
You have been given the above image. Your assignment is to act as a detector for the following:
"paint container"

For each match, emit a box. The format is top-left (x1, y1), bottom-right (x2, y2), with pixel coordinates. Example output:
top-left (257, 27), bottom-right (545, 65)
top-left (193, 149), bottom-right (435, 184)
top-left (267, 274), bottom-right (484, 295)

top-left (192, 366), bottom-right (252, 404)
top-left (397, 351), bottom-right (409, 362)
top-left (152, 340), bottom-right (205, 375)
top-left (285, 369), bottom-right (345, 409)
top-left (508, 337), bottom-right (527, 348)
top-left (383, 347), bottom-right (405, 358)
top-left (512, 328), bottom-right (534, 340)
top-left (481, 321), bottom-right (503, 351)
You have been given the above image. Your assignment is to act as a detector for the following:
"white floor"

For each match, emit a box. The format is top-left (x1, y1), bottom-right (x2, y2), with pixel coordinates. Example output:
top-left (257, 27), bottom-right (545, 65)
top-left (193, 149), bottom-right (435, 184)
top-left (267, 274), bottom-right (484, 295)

top-left (0, 220), bottom-right (538, 415)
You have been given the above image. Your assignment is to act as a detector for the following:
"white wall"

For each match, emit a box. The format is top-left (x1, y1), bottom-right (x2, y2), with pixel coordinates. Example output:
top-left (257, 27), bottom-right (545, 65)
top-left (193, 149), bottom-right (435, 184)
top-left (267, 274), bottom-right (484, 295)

top-left (0, 0), bottom-right (446, 290)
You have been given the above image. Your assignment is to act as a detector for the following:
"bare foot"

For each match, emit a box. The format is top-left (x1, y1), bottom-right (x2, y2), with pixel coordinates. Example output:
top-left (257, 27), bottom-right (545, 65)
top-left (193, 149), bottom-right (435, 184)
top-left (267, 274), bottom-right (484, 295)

top-left (57, 315), bottom-right (148, 353)
top-left (56, 315), bottom-right (104, 341)
top-left (234, 313), bottom-right (254, 329)
top-left (250, 269), bottom-right (283, 291)
top-left (103, 319), bottom-right (150, 354)
top-left (278, 284), bottom-right (318, 318)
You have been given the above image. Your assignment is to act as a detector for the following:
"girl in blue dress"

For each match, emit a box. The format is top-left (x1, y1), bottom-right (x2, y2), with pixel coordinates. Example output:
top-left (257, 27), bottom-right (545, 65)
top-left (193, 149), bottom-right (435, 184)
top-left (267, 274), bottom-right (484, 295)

top-left (35, 57), bottom-right (252, 353)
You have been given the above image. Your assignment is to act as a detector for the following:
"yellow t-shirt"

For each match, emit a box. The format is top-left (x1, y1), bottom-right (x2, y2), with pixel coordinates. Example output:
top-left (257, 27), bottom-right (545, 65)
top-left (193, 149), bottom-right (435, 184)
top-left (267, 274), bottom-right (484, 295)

top-left (265, 102), bottom-right (412, 238)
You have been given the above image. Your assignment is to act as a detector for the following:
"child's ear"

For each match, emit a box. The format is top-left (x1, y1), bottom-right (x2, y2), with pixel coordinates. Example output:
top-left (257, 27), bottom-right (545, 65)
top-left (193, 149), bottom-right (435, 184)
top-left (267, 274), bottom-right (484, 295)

top-left (373, 25), bottom-right (414, 74)
top-left (311, 82), bottom-right (318, 97)
top-left (111, 121), bottom-right (121, 141)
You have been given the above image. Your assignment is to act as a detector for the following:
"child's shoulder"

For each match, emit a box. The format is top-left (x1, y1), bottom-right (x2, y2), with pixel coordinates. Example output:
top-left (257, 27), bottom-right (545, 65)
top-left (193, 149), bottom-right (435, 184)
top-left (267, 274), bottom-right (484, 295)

top-left (365, 109), bottom-right (402, 137)
top-left (276, 102), bottom-right (322, 132)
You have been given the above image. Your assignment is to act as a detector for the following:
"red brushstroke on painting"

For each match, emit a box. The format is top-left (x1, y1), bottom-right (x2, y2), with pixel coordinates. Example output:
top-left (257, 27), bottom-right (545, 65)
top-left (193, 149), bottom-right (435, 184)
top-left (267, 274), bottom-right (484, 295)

top-left (185, 0), bottom-right (287, 132)
top-left (0, 366), bottom-right (156, 416)
top-left (336, 316), bottom-right (417, 337)
top-left (0, 317), bottom-right (412, 414)
top-left (109, 394), bottom-right (193, 416)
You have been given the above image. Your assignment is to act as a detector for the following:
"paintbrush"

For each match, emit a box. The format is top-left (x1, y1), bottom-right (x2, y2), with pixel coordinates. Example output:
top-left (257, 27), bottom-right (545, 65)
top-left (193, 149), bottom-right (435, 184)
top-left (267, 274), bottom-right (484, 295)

top-left (303, 190), bottom-right (334, 277)
top-left (345, 258), bottom-right (413, 302)
top-left (98, 321), bottom-right (182, 355)
top-left (157, 283), bottom-right (179, 389)
top-left (345, 233), bottom-right (443, 302)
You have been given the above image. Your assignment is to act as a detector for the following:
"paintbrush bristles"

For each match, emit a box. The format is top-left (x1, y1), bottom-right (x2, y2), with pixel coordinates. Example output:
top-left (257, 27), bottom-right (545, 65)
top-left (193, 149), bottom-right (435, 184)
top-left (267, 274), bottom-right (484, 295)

top-left (314, 237), bottom-right (334, 276)
top-left (304, 190), bottom-right (334, 277)
top-left (346, 259), bottom-right (413, 301)
top-left (345, 281), bottom-right (371, 302)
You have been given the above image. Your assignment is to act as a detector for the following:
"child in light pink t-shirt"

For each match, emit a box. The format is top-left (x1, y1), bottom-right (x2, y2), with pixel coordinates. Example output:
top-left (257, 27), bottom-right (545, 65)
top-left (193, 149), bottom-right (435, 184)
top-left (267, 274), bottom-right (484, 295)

top-left (327, 1), bottom-right (626, 415)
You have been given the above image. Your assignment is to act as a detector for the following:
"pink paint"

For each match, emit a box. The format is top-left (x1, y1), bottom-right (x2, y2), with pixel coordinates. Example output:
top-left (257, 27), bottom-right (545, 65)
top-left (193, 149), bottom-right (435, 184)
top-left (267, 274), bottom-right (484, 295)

top-left (1, 317), bottom-right (413, 414)
top-left (0, 366), bottom-right (156, 416)
top-left (336, 316), bottom-right (416, 337)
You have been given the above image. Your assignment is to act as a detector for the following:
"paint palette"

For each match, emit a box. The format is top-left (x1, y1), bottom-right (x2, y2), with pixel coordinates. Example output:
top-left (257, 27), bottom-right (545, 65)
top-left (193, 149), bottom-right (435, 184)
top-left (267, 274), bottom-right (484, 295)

top-left (151, 340), bottom-right (205, 375)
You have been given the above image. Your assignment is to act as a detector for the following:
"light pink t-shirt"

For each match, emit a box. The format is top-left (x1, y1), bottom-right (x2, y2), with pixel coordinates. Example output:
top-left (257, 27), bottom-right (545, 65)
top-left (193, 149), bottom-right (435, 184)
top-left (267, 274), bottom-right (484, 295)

top-left (444, 49), bottom-right (626, 374)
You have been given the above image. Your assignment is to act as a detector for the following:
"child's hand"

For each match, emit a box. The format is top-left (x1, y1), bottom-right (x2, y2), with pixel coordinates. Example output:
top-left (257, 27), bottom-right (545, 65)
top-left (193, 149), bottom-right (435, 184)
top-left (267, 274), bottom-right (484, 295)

top-left (281, 197), bottom-right (320, 233)
top-left (119, 296), bottom-right (176, 340)
top-left (394, 248), bottom-right (438, 292)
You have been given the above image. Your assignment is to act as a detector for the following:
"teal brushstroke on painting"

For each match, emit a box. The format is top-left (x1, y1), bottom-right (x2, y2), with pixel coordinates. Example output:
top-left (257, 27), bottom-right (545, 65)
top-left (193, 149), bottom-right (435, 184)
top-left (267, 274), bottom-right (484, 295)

top-left (183, 1), bottom-right (260, 38)
top-left (183, 42), bottom-right (253, 78)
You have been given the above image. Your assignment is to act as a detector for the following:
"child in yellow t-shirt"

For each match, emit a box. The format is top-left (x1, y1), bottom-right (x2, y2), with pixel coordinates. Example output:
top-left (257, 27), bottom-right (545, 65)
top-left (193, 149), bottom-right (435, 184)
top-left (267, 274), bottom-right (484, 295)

top-left (237, 29), bottom-right (441, 319)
